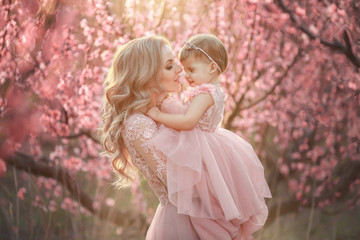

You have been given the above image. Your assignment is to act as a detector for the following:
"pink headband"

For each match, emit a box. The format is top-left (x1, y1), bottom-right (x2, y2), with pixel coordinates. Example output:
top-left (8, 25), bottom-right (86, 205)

top-left (184, 41), bottom-right (221, 73)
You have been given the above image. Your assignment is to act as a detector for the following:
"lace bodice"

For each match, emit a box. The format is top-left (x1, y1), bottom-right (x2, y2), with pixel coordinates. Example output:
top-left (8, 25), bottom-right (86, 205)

top-left (122, 114), bottom-right (169, 206)
top-left (181, 84), bottom-right (225, 132)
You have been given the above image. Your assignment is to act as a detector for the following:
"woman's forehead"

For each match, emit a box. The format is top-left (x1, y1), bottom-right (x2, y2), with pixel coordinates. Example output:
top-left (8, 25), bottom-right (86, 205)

top-left (162, 45), bottom-right (175, 61)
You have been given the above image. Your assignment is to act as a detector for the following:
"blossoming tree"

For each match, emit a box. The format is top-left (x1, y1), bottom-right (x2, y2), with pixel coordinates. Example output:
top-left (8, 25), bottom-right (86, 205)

top-left (1, 0), bottom-right (359, 238)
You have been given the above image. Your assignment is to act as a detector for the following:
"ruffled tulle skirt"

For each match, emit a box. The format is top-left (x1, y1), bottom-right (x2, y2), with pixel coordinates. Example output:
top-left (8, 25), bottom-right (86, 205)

top-left (150, 125), bottom-right (272, 238)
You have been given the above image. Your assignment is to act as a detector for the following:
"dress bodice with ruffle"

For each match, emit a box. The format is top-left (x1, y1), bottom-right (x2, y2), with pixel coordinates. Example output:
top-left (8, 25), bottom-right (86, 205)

top-left (180, 83), bottom-right (224, 132)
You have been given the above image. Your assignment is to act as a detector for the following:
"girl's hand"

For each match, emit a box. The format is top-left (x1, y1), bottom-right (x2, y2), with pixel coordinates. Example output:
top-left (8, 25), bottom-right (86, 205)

top-left (146, 107), bottom-right (161, 120)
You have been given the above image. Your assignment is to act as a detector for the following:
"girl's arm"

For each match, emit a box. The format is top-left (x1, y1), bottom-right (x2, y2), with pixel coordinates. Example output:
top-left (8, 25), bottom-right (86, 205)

top-left (147, 93), bottom-right (214, 130)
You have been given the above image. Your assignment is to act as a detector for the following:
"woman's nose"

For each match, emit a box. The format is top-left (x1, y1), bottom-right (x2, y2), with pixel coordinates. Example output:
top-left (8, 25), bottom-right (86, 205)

top-left (185, 72), bottom-right (190, 79)
top-left (175, 63), bottom-right (183, 73)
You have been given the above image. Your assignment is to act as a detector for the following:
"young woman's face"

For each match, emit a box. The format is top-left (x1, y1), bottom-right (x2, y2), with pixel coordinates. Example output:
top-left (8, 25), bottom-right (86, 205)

top-left (159, 45), bottom-right (182, 93)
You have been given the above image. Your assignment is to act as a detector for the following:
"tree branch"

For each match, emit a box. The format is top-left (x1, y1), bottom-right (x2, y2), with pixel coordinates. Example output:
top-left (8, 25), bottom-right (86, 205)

top-left (62, 129), bottom-right (99, 144)
top-left (223, 8), bottom-right (260, 130)
top-left (0, 0), bottom-right (11, 52)
top-left (224, 49), bottom-right (301, 130)
top-left (4, 152), bottom-right (149, 234)
top-left (240, 48), bottom-right (302, 111)
top-left (276, 0), bottom-right (360, 68)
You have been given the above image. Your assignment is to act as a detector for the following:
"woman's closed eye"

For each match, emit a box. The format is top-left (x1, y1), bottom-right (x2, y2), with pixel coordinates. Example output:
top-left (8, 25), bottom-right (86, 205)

top-left (165, 58), bottom-right (176, 70)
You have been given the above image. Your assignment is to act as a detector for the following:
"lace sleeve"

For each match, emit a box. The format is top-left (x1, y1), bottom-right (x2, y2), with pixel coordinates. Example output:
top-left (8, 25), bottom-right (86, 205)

top-left (123, 114), bottom-right (168, 185)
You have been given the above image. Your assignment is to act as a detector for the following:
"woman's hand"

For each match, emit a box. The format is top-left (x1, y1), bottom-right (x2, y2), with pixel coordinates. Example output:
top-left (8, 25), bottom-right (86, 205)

top-left (146, 107), bottom-right (161, 120)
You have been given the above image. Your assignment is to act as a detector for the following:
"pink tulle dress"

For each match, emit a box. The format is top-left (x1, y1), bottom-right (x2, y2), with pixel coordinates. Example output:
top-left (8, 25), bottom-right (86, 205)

top-left (123, 112), bottom-right (246, 239)
top-left (149, 83), bottom-right (272, 238)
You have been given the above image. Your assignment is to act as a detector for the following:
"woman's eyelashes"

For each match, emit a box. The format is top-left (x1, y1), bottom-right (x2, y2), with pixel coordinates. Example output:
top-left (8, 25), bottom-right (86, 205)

top-left (166, 61), bottom-right (176, 70)
top-left (165, 58), bottom-right (178, 70)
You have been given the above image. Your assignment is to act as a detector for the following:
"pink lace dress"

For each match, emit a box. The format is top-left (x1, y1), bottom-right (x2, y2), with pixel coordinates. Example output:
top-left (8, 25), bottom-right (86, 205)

top-left (149, 83), bottom-right (272, 239)
top-left (122, 114), bottom-right (199, 240)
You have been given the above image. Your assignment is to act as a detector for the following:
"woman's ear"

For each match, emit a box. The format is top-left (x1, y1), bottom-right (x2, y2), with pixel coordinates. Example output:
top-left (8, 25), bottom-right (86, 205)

top-left (209, 62), bottom-right (219, 74)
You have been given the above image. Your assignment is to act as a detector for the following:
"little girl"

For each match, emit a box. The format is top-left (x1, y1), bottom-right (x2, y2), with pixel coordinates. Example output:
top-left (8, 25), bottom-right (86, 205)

top-left (147, 34), bottom-right (272, 239)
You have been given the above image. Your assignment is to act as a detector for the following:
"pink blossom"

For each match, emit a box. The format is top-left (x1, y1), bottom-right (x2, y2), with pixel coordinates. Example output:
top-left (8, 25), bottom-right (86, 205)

top-left (280, 165), bottom-right (289, 176)
top-left (288, 179), bottom-right (298, 191)
top-left (61, 197), bottom-right (79, 214)
top-left (348, 81), bottom-right (357, 90)
top-left (337, 9), bottom-right (346, 17)
top-left (53, 186), bottom-right (62, 197)
top-left (61, 198), bottom-right (72, 209)
top-left (326, 134), bottom-right (335, 148)
top-left (315, 185), bottom-right (324, 197)
top-left (0, 159), bottom-right (6, 177)
top-left (291, 152), bottom-right (301, 159)
top-left (295, 7), bottom-right (306, 16)
top-left (297, 163), bottom-right (305, 171)
top-left (63, 156), bottom-right (82, 171)
top-left (93, 200), bottom-right (100, 211)
top-left (17, 187), bottom-right (26, 200)
top-left (48, 200), bottom-right (57, 212)
top-left (309, 25), bottom-right (319, 35)
top-left (105, 198), bottom-right (115, 207)
top-left (299, 143), bottom-right (309, 151)
top-left (326, 4), bottom-right (337, 15)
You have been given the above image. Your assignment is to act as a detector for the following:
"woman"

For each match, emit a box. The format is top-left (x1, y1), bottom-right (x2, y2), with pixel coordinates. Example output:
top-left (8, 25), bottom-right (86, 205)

top-left (100, 35), bottom-right (254, 240)
top-left (99, 35), bottom-right (200, 239)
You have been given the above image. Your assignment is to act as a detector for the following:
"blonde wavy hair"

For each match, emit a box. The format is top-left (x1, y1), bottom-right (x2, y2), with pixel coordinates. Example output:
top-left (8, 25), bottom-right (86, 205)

top-left (99, 35), bottom-right (171, 186)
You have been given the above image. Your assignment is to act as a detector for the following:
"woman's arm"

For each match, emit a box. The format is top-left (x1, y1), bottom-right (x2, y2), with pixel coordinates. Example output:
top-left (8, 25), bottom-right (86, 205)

top-left (123, 115), bottom-right (168, 186)
top-left (147, 93), bottom-right (214, 131)
top-left (131, 136), bottom-right (168, 186)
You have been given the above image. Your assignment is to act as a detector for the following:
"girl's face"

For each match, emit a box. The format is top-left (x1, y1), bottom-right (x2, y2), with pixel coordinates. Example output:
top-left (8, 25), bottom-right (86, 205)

top-left (182, 57), bottom-right (215, 87)
top-left (159, 45), bottom-right (182, 93)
